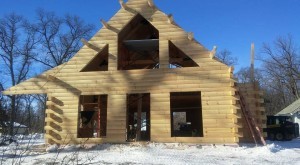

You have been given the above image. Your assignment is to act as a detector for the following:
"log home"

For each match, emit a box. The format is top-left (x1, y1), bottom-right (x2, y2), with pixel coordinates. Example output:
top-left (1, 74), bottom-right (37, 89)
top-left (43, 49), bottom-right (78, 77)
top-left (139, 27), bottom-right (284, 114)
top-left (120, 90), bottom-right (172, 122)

top-left (3, 0), bottom-right (266, 144)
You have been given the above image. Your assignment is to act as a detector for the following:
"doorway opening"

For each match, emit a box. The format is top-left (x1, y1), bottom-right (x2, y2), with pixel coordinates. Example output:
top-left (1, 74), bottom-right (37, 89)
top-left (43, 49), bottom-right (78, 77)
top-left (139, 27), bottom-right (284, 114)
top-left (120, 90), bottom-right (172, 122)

top-left (126, 93), bottom-right (150, 141)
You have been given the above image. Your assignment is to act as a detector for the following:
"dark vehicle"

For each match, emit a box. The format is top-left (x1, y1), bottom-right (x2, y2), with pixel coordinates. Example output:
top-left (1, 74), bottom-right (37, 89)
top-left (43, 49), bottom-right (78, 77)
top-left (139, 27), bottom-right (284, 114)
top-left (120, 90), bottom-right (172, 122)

top-left (264, 116), bottom-right (299, 141)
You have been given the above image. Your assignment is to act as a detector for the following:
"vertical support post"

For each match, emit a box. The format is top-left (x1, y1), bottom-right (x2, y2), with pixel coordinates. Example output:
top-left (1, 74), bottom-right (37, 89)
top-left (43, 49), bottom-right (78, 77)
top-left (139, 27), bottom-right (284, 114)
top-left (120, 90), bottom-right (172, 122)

top-left (97, 95), bottom-right (101, 137)
top-left (250, 43), bottom-right (255, 83)
top-left (136, 94), bottom-right (143, 141)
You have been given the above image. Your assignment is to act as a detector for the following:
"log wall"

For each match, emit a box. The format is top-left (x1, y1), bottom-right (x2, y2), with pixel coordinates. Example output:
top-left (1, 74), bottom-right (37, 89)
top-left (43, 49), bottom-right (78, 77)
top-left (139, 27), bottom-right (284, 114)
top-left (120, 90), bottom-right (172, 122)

top-left (238, 83), bottom-right (267, 142)
top-left (4, 0), bottom-right (251, 144)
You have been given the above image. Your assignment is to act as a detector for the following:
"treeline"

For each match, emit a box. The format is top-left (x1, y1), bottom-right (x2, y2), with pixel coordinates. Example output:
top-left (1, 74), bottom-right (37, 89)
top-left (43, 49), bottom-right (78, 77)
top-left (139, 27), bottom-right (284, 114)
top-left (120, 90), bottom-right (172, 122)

top-left (0, 10), bottom-right (95, 135)
top-left (218, 35), bottom-right (300, 115)
top-left (1, 9), bottom-right (298, 135)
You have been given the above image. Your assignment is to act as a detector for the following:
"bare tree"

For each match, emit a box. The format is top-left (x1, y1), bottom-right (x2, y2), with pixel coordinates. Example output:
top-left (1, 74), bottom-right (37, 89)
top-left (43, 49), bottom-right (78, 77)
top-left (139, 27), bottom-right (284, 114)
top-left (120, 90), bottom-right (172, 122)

top-left (261, 35), bottom-right (300, 101)
top-left (216, 49), bottom-right (238, 66)
top-left (32, 9), bottom-right (95, 68)
top-left (235, 67), bottom-right (263, 84)
top-left (0, 13), bottom-right (37, 136)
top-left (29, 9), bottom-right (95, 134)
top-left (258, 35), bottom-right (300, 114)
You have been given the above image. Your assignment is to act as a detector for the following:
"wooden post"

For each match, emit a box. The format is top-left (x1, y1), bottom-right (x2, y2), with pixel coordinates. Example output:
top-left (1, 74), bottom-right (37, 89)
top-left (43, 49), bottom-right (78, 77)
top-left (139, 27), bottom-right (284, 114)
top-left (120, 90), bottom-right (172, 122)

top-left (250, 43), bottom-right (255, 82)
top-left (97, 95), bottom-right (101, 137)
top-left (136, 94), bottom-right (143, 141)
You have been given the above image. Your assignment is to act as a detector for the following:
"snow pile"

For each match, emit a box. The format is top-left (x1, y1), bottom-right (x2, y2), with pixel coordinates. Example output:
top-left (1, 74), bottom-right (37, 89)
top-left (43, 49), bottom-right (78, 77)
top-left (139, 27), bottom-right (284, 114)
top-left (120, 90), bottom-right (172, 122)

top-left (46, 144), bottom-right (58, 153)
top-left (1, 138), bottom-right (300, 164)
top-left (267, 143), bottom-right (283, 153)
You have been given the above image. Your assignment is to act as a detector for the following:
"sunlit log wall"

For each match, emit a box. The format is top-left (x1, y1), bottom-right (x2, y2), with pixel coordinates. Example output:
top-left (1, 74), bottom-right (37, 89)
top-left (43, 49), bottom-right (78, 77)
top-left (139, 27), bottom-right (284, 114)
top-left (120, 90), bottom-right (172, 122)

top-left (4, 0), bottom-right (265, 144)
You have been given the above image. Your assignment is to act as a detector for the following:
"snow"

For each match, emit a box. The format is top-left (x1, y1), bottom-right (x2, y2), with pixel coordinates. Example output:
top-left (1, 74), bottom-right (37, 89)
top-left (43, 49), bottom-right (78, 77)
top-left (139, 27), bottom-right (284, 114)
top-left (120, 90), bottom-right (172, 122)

top-left (2, 122), bottom-right (28, 128)
top-left (1, 136), bottom-right (300, 165)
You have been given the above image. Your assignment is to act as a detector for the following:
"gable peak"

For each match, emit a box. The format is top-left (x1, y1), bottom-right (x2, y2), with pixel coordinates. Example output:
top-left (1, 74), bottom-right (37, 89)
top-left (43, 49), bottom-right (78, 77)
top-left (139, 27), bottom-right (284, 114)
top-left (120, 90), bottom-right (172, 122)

top-left (125, 0), bottom-right (155, 7)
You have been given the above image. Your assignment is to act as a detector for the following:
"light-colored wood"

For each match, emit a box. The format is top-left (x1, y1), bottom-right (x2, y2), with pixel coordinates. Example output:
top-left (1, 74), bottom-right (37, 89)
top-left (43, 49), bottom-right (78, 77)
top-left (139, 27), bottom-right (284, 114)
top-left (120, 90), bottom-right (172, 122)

top-left (210, 46), bottom-right (217, 59)
top-left (250, 43), bottom-right (255, 82)
top-left (238, 83), bottom-right (266, 143)
top-left (2, 0), bottom-right (262, 145)
top-left (167, 14), bottom-right (174, 24)
top-left (187, 32), bottom-right (194, 41)
top-left (147, 0), bottom-right (154, 8)
top-left (119, 0), bottom-right (127, 9)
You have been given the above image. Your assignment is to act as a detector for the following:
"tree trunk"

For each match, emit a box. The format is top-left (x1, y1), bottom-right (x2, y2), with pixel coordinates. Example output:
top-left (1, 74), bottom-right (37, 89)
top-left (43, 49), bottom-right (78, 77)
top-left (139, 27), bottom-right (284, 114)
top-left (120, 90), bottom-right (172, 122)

top-left (9, 96), bottom-right (16, 136)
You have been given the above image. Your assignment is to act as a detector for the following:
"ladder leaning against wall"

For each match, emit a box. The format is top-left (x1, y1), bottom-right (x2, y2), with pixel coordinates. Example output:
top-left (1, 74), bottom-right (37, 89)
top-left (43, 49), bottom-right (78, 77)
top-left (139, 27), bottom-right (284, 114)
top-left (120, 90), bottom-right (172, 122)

top-left (238, 91), bottom-right (266, 146)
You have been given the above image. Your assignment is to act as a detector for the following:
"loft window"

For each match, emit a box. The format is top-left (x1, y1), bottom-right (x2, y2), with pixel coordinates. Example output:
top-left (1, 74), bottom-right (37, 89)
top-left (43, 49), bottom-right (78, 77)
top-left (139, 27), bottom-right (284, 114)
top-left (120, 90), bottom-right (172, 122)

top-left (170, 92), bottom-right (203, 137)
top-left (77, 95), bottom-right (107, 138)
top-left (169, 41), bottom-right (199, 68)
top-left (80, 45), bottom-right (109, 72)
top-left (118, 14), bottom-right (159, 70)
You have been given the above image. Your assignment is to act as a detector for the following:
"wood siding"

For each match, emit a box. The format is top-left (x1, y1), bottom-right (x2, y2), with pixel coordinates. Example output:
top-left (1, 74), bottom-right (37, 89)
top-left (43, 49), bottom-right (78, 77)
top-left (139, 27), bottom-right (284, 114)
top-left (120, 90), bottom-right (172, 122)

top-left (3, 0), bottom-right (256, 144)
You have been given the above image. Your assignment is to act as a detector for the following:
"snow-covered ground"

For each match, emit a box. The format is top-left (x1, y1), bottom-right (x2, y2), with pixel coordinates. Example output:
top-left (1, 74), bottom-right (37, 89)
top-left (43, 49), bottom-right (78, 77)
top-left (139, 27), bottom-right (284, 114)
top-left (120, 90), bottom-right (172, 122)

top-left (1, 135), bottom-right (300, 165)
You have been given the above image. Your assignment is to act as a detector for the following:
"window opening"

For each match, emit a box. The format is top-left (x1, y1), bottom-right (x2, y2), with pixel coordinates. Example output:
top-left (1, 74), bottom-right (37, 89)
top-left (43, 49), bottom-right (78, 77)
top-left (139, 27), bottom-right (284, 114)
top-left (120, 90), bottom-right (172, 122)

top-left (80, 45), bottom-right (109, 72)
top-left (169, 41), bottom-right (199, 68)
top-left (118, 14), bottom-right (159, 70)
top-left (78, 95), bottom-right (107, 138)
top-left (170, 92), bottom-right (203, 137)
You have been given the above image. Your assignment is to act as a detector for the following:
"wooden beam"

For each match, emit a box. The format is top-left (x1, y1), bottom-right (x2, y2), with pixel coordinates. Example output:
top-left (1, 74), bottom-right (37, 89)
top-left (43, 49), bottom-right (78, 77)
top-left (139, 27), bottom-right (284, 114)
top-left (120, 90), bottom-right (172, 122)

top-left (81, 38), bottom-right (102, 52)
top-left (148, 0), bottom-right (155, 8)
top-left (187, 32), bottom-right (194, 41)
top-left (167, 14), bottom-right (174, 24)
top-left (136, 94), bottom-right (142, 141)
top-left (100, 19), bottom-right (109, 29)
top-left (210, 46), bottom-right (217, 59)
top-left (250, 43), bottom-right (255, 82)
top-left (46, 74), bottom-right (56, 81)
top-left (119, 0), bottom-right (127, 9)
top-left (228, 66), bottom-right (234, 73)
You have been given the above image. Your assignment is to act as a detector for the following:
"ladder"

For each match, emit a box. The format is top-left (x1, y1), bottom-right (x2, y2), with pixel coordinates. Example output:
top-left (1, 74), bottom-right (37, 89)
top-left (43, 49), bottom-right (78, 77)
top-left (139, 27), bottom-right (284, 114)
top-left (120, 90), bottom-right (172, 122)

top-left (238, 91), bottom-right (266, 146)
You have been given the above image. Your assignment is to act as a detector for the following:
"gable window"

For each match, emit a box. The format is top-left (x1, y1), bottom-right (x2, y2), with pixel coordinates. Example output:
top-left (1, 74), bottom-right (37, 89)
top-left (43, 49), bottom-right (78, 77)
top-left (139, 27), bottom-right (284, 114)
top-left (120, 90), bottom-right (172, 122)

top-left (170, 92), bottom-right (203, 137)
top-left (80, 45), bottom-right (109, 72)
top-left (78, 95), bottom-right (107, 138)
top-left (169, 41), bottom-right (199, 68)
top-left (118, 14), bottom-right (159, 70)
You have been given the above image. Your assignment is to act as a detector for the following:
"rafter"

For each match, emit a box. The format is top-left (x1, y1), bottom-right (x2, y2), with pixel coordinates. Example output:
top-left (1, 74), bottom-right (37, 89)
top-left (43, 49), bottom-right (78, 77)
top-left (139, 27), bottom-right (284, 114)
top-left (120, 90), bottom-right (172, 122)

top-left (187, 32), bottom-right (194, 41)
top-left (119, 0), bottom-right (127, 9)
top-left (167, 14), bottom-right (174, 24)
top-left (210, 46), bottom-right (217, 59)
top-left (148, 0), bottom-right (155, 8)
top-left (81, 38), bottom-right (102, 52)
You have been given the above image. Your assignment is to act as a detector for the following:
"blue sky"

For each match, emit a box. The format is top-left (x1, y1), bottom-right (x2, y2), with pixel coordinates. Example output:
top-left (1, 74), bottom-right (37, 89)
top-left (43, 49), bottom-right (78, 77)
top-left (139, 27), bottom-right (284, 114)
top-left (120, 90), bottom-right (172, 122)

top-left (1, 0), bottom-right (300, 71)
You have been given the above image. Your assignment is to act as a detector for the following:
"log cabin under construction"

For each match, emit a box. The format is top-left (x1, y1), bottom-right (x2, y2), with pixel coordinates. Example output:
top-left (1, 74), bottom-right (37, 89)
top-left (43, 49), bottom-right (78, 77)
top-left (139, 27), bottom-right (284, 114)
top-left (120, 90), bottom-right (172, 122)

top-left (3, 0), bottom-right (266, 144)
